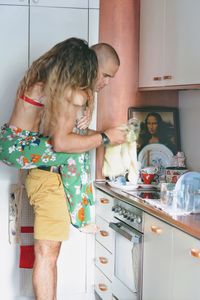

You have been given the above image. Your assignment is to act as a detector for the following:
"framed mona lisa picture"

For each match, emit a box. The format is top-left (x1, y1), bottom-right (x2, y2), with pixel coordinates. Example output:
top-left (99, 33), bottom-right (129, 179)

top-left (128, 106), bottom-right (181, 155)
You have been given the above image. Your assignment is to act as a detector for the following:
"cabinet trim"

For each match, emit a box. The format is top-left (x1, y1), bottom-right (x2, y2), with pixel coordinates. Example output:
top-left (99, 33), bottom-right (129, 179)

top-left (139, 83), bottom-right (200, 91)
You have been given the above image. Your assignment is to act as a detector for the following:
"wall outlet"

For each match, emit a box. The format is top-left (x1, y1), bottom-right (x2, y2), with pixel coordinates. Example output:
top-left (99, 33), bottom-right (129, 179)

top-left (8, 184), bottom-right (22, 244)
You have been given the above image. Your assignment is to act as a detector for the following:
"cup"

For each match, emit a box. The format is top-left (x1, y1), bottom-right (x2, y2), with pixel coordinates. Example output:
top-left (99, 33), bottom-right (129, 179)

top-left (140, 166), bottom-right (158, 184)
top-left (141, 172), bottom-right (156, 184)
top-left (160, 183), bottom-right (175, 206)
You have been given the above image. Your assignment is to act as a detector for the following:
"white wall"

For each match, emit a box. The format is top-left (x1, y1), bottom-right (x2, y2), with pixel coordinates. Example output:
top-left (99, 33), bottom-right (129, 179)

top-left (179, 90), bottom-right (200, 171)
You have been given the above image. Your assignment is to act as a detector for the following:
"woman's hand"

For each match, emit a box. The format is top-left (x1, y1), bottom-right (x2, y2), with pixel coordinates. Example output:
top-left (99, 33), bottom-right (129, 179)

top-left (77, 107), bottom-right (92, 130)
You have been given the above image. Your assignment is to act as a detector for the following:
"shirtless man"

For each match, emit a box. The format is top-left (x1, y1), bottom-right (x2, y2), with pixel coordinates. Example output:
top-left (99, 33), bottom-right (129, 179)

top-left (0, 39), bottom-right (125, 300)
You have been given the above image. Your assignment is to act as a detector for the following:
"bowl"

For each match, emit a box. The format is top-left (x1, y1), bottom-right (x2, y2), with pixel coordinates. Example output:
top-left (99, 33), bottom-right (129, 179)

top-left (165, 167), bottom-right (188, 184)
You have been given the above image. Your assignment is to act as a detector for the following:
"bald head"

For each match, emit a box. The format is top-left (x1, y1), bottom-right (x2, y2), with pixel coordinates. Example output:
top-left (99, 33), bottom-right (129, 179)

top-left (91, 43), bottom-right (120, 92)
top-left (91, 43), bottom-right (120, 67)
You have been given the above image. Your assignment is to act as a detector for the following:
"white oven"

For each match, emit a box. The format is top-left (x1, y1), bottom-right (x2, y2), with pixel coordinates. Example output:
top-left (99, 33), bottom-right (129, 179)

top-left (109, 200), bottom-right (144, 300)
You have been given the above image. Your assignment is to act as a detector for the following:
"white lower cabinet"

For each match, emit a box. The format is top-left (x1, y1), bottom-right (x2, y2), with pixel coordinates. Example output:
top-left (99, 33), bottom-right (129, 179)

top-left (96, 216), bottom-right (115, 253)
top-left (172, 229), bottom-right (200, 300)
top-left (95, 267), bottom-right (112, 300)
top-left (95, 241), bottom-right (113, 280)
top-left (96, 189), bottom-right (115, 222)
top-left (143, 213), bottom-right (200, 300)
top-left (143, 213), bottom-right (173, 300)
top-left (95, 189), bottom-right (115, 300)
top-left (95, 190), bottom-right (200, 300)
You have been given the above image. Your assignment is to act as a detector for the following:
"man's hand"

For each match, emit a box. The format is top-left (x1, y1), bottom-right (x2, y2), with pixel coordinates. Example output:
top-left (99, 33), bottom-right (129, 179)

top-left (104, 127), bottom-right (127, 145)
top-left (77, 107), bottom-right (92, 130)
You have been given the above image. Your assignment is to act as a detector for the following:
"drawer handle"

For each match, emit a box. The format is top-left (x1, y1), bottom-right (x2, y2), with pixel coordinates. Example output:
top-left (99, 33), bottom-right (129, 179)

top-left (191, 248), bottom-right (200, 258)
top-left (163, 75), bottom-right (172, 80)
top-left (153, 76), bottom-right (162, 81)
top-left (151, 225), bottom-right (162, 234)
top-left (100, 230), bottom-right (109, 237)
top-left (99, 257), bottom-right (108, 264)
top-left (100, 198), bottom-right (109, 204)
top-left (98, 283), bottom-right (108, 292)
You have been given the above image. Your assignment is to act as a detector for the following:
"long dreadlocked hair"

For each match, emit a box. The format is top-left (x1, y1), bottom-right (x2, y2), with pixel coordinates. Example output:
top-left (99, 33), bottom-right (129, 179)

top-left (17, 37), bottom-right (98, 133)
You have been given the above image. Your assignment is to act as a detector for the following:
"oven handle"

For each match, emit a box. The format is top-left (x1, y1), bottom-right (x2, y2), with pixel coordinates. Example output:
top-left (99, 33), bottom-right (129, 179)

top-left (109, 222), bottom-right (142, 243)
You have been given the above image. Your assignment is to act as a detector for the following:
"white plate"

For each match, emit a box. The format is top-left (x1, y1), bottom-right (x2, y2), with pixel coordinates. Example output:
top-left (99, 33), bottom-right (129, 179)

top-left (138, 144), bottom-right (173, 172)
top-left (107, 181), bottom-right (159, 191)
top-left (137, 183), bottom-right (159, 190)
top-left (107, 181), bottom-right (137, 190)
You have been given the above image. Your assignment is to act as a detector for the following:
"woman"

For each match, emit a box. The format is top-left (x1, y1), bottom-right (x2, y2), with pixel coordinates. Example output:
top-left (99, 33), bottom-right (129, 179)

top-left (137, 112), bottom-right (177, 154)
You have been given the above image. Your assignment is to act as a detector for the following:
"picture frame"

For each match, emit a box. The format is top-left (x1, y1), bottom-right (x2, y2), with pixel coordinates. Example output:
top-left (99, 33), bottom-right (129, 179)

top-left (128, 106), bottom-right (181, 156)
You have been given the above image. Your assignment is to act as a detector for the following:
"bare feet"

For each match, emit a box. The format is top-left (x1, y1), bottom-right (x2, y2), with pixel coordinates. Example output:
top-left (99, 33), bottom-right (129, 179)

top-left (79, 223), bottom-right (99, 234)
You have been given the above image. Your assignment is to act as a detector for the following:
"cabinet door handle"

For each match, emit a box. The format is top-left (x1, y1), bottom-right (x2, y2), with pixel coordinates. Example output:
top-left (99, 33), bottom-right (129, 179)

top-left (99, 256), bottom-right (108, 264)
top-left (153, 76), bottom-right (162, 81)
top-left (100, 198), bottom-right (109, 204)
top-left (98, 283), bottom-right (108, 292)
top-left (100, 230), bottom-right (109, 237)
top-left (163, 75), bottom-right (172, 80)
top-left (191, 248), bottom-right (200, 258)
top-left (151, 225), bottom-right (162, 234)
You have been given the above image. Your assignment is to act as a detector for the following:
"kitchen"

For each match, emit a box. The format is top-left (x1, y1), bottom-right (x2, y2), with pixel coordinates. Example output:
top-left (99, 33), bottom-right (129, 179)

top-left (0, 0), bottom-right (200, 300)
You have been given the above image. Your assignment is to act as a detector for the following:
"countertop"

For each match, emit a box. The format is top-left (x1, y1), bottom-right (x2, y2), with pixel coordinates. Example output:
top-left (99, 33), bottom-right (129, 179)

top-left (95, 180), bottom-right (200, 240)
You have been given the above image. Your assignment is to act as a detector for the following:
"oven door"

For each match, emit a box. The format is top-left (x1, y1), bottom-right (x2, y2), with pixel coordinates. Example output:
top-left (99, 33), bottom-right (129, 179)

top-left (109, 221), bottom-right (143, 300)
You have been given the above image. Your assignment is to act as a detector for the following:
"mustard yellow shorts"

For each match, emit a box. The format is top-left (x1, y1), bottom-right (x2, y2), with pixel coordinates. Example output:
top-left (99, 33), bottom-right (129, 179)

top-left (25, 169), bottom-right (70, 241)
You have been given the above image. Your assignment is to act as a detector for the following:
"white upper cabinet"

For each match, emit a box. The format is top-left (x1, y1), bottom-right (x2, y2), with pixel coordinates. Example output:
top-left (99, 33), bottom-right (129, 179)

top-left (0, 3), bottom-right (28, 203)
top-left (165, 0), bottom-right (200, 86)
top-left (30, 0), bottom-right (88, 8)
top-left (0, 0), bottom-right (28, 4)
top-left (139, 0), bottom-right (165, 88)
top-left (0, 5), bottom-right (28, 126)
top-left (139, 0), bottom-right (200, 89)
top-left (89, 0), bottom-right (99, 9)
top-left (29, 5), bottom-right (88, 62)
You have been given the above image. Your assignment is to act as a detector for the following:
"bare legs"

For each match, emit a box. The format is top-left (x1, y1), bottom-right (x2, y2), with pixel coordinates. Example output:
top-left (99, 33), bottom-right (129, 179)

top-left (33, 240), bottom-right (61, 300)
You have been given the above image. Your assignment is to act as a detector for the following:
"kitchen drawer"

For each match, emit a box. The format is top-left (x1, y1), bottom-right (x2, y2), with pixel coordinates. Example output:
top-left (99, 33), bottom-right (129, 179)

top-left (95, 267), bottom-right (112, 300)
top-left (95, 241), bottom-right (114, 280)
top-left (96, 189), bottom-right (115, 222)
top-left (96, 216), bottom-right (114, 253)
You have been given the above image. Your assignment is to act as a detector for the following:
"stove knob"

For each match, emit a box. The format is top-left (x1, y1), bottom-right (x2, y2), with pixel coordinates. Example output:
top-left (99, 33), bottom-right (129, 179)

top-left (136, 216), bottom-right (142, 224)
top-left (119, 208), bottom-right (126, 215)
top-left (126, 212), bottom-right (131, 220)
top-left (117, 206), bottom-right (122, 213)
top-left (123, 211), bottom-right (129, 218)
top-left (130, 214), bottom-right (136, 222)
top-left (112, 205), bottom-right (118, 212)
top-left (122, 209), bottom-right (127, 217)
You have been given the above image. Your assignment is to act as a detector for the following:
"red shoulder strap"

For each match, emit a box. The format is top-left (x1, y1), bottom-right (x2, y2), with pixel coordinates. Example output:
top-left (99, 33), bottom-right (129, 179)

top-left (20, 95), bottom-right (44, 107)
